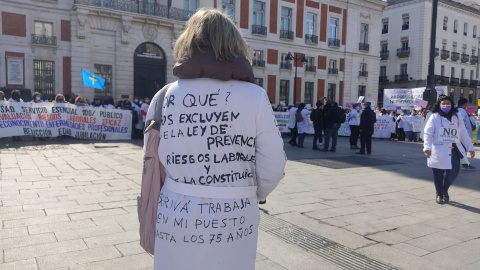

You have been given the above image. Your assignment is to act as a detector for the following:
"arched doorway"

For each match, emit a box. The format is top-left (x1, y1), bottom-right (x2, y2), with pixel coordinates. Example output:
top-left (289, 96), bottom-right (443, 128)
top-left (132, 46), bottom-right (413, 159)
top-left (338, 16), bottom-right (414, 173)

top-left (134, 42), bottom-right (166, 99)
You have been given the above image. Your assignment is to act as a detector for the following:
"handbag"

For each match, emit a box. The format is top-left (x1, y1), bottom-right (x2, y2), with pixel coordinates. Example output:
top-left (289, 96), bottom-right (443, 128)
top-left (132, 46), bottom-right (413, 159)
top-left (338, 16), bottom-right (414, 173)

top-left (295, 111), bottom-right (304, 122)
top-left (137, 84), bottom-right (170, 255)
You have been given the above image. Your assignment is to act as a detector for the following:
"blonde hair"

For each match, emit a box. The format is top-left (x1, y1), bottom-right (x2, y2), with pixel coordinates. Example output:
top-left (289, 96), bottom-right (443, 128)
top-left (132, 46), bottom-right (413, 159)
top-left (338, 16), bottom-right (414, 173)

top-left (174, 8), bottom-right (250, 62)
top-left (54, 94), bottom-right (65, 103)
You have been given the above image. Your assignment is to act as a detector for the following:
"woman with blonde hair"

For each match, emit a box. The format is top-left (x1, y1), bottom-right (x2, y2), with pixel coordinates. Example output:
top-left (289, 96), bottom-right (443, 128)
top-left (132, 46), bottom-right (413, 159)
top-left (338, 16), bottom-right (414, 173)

top-left (53, 94), bottom-right (66, 103)
top-left (145, 8), bottom-right (286, 270)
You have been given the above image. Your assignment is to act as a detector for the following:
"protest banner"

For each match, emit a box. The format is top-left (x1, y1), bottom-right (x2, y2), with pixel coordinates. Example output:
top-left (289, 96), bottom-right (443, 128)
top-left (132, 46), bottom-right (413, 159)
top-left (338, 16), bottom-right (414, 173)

top-left (274, 112), bottom-right (290, 133)
top-left (466, 106), bottom-right (476, 114)
top-left (273, 112), bottom-right (394, 139)
top-left (414, 99), bottom-right (428, 108)
top-left (372, 115), bottom-right (393, 138)
top-left (0, 101), bottom-right (132, 140)
top-left (384, 88), bottom-right (425, 109)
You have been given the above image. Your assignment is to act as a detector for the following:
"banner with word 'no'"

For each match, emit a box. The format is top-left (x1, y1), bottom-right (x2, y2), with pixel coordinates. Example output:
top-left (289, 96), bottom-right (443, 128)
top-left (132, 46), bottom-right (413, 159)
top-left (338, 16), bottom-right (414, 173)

top-left (0, 101), bottom-right (132, 140)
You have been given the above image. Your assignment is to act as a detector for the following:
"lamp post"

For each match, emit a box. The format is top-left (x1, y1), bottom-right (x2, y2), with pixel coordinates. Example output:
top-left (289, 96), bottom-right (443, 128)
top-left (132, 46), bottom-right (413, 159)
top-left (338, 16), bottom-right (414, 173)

top-left (285, 52), bottom-right (307, 104)
top-left (423, 0), bottom-right (438, 108)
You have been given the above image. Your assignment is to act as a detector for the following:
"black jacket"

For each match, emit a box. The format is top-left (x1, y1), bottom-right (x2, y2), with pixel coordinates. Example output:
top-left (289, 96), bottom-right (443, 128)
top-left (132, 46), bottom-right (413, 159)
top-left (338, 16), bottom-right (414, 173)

top-left (360, 107), bottom-right (377, 133)
top-left (325, 106), bottom-right (344, 128)
top-left (310, 108), bottom-right (323, 129)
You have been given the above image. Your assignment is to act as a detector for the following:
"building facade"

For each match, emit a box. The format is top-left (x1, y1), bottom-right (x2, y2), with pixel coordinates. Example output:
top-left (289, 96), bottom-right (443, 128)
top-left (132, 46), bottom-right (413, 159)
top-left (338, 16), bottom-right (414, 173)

top-left (0, 0), bottom-right (386, 107)
top-left (380, 0), bottom-right (480, 107)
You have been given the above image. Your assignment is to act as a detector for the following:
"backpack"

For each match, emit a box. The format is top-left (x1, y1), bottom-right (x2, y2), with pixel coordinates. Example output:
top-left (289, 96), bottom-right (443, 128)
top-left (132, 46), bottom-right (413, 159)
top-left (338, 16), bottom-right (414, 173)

top-left (295, 111), bottom-right (304, 122)
top-left (310, 109), bottom-right (316, 122)
top-left (137, 83), bottom-right (171, 255)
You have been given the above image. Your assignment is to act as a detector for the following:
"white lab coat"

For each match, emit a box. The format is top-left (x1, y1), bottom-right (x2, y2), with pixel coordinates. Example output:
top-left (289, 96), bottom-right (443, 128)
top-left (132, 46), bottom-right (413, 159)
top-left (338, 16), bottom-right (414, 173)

top-left (145, 79), bottom-right (286, 270)
top-left (287, 107), bottom-right (298, 129)
top-left (423, 112), bottom-right (475, 169)
top-left (348, 109), bottom-right (360, 126)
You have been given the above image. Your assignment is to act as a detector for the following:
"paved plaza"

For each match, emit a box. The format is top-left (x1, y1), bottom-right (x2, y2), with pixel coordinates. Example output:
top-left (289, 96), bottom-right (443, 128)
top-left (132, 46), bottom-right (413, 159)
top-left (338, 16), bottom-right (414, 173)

top-left (0, 135), bottom-right (479, 270)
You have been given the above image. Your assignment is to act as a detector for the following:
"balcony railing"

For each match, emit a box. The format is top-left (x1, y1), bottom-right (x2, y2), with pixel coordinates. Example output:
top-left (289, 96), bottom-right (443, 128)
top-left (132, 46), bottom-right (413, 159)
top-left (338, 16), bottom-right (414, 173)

top-left (328, 68), bottom-right (338, 74)
top-left (280, 62), bottom-right (292, 70)
top-left (380, 50), bottom-right (389, 60)
top-left (305, 65), bottom-right (317, 72)
top-left (440, 76), bottom-right (450, 84)
top-left (359, 43), bottom-right (369, 51)
top-left (359, 71), bottom-right (368, 77)
top-left (305, 34), bottom-right (318, 44)
top-left (470, 80), bottom-right (478, 87)
top-left (31, 34), bottom-right (57, 46)
top-left (451, 52), bottom-right (460, 61)
top-left (382, 29), bottom-right (388, 34)
top-left (252, 59), bottom-right (265, 67)
top-left (471, 55), bottom-right (478, 65)
top-left (252, 25), bottom-right (267, 35)
top-left (397, 47), bottom-right (410, 58)
top-left (461, 54), bottom-right (470, 63)
top-left (450, 77), bottom-right (459, 85)
top-left (280, 30), bottom-right (294, 40)
top-left (395, 74), bottom-right (409, 82)
top-left (435, 48), bottom-right (439, 57)
top-left (460, 79), bottom-right (469, 86)
top-left (402, 23), bottom-right (409, 30)
top-left (379, 76), bottom-right (389, 82)
top-left (73, 0), bottom-right (194, 21)
top-left (328, 38), bottom-right (340, 47)
top-left (441, 49), bottom-right (450, 60)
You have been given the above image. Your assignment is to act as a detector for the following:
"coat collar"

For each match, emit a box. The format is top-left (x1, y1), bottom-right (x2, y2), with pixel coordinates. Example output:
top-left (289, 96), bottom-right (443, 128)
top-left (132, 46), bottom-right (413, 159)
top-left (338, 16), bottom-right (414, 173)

top-left (173, 47), bottom-right (255, 84)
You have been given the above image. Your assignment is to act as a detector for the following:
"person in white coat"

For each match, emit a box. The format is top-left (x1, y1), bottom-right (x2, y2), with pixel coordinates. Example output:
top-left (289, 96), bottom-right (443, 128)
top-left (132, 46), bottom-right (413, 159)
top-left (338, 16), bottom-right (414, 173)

top-left (348, 103), bottom-right (361, 149)
top-left (457, 97), bottom-right (476, 170)
top-left (295, 103), bottom-right (312, 148)
top-left (144, 8), bottom-right (286, 270)
top-left (287, 102), bottom-right (300, 146)
top-left (423, 95), bottom-right (475, 204)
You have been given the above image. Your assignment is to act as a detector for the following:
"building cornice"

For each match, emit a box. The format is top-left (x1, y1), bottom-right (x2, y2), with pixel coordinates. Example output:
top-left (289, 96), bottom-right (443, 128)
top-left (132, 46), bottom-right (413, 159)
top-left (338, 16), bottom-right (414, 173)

top-left (386, 0), bottom-right (480, 17)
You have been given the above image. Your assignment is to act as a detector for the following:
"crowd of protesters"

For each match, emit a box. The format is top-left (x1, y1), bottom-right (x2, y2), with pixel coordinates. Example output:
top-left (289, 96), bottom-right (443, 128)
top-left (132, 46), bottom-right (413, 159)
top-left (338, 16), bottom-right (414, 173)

top-left (0, 89), bottom-right (151, 139)
top-left (285, 96), bottom-right (478, 170)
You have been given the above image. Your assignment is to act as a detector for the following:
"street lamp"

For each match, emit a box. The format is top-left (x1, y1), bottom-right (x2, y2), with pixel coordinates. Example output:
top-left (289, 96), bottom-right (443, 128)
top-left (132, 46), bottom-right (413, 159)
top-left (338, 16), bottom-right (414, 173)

top-left (423, 0), bottom-right (439, 108)
top-left (285, 52), bottom-right (307, 104)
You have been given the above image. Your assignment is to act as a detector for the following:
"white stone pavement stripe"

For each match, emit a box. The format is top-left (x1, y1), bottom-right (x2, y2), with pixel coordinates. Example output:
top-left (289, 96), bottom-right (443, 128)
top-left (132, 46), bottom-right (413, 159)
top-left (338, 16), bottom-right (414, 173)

top-left (259, 212), bottom-right (402, 270)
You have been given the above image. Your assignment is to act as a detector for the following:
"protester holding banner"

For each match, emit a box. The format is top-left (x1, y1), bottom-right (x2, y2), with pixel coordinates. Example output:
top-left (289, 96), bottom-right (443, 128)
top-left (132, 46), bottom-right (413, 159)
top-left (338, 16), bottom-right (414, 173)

top-left (31, 92), bottom-right (43, 103)
top-left (423, 95), bottom-right (475, 204)
top-left (53, 94), bottom-right (66, 103)
top-left (8, 89), bottom-right (24, 103)
top-left (0, 91), bottom-right (6, 101)
top-left (8, 89), bottom-right (24, 141)
top-left (457, 98), bottom-right (477, 170)
top-left (348, 103), bottom-right (361, 149)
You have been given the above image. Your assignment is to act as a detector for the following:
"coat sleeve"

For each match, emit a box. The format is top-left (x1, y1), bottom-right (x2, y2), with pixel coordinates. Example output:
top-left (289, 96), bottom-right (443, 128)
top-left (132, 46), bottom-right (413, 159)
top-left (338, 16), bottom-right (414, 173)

top-left (423, 113), bottom-right (436, 152)
top-left (255, 91), bottom-right (286, 202)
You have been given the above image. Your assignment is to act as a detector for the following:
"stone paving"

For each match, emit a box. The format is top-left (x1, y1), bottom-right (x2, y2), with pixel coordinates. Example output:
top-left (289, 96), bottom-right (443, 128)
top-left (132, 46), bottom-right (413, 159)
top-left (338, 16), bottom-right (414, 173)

top-left (0, 136), bottom-right (479, 270)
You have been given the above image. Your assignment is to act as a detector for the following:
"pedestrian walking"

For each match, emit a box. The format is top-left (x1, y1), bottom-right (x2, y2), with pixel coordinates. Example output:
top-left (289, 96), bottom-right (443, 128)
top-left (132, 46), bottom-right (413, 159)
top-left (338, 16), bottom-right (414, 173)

top-left (356, 102), bottom-right (376, 155)
top-left (423, 95), bottom-right (475, 204)
top-left (310, 100), bottom-right (324, 150)
top-left (296, 103), bottom-right (311, 148)
top-left (144, 8), bottom-right (286, 270)
top-left (321, 101), bottom-right (344, 152)
top-left (287, 102), bottom-right (300, 146)
top-left (348, 103), bottom-right (361, 149)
